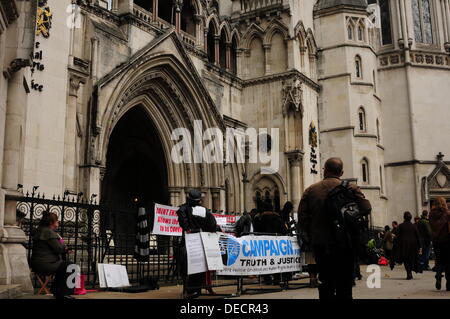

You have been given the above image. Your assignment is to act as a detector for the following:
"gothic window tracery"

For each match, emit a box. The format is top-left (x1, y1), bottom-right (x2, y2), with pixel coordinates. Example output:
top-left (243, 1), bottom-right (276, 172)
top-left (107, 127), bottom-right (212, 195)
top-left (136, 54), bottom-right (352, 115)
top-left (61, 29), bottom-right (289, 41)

top-left (355, 55), bottom-right (362, 78)
top-left (361, 158), bottom-right (370, 184)
top-left (412, 0), bottom-right (434, 44)
top-left (358, 107), bottom-right (366, 132)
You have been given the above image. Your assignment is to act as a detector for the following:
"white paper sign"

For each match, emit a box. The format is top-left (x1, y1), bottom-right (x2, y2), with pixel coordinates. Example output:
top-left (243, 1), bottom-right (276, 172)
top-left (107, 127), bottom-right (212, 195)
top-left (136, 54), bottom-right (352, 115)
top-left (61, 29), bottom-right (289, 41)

top-left (200, 232), bottom-right (224, 271)
top-left (192, 206), bottom-right (206, 218)
top-left (97, 263), bottom-right (107, 288)
top-left (185, 232), bottom-right (208, 275)
top-left (102, 264), bottom-right (130, 288)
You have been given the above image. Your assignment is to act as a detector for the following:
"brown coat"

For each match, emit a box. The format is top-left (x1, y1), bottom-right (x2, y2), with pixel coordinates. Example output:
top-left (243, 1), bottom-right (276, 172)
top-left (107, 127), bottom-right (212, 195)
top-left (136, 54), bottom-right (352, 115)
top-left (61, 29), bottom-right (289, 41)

top-left (298, 177), bottom-right (372, 247)
top-left (429, 207), bottom-right (450, 243)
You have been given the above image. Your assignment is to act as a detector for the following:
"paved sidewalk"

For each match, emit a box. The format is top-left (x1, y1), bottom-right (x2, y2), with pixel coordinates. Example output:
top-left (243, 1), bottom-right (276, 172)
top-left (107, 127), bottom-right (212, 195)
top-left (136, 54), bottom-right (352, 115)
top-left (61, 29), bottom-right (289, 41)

top-left (20, 264), bottom-right (450, 299)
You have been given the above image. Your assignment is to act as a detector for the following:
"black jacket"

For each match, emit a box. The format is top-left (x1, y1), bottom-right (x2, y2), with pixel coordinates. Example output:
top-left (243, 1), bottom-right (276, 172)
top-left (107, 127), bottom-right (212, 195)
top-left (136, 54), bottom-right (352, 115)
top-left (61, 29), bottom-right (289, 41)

top-left (234, 213), bottom-right (253, 236)
top-left (254, 211), bottom-right (285, 235)
top-left (177, 204), bottom-right (217, 233)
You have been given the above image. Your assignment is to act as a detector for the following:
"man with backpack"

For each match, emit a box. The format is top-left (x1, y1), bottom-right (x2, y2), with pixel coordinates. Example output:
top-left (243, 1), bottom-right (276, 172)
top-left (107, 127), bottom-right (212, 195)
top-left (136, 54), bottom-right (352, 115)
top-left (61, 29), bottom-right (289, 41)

top-left (298, 158), bottom-right (372, 299)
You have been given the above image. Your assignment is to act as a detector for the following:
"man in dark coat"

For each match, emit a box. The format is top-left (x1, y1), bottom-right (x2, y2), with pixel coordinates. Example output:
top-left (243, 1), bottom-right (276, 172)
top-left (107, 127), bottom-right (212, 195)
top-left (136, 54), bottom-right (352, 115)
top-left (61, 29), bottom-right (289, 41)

top-left (396, 211), bottom-right (422, 279)
top-left (253, 201), bottom-right (284, 284)
top-left (298, 157), bottom-right (372, 299)
top-left (235, 209), bottom-right (258, 237)
top-left (177, 189), bottom-right (217, 299)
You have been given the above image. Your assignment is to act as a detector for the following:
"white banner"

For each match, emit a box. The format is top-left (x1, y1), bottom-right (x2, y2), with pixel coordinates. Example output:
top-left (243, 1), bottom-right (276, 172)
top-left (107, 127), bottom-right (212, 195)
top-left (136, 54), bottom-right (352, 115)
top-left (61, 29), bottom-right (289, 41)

top-left (216, 234), bottom-right (302, 276)
top-left (152, 204), bottom-right (182, 236)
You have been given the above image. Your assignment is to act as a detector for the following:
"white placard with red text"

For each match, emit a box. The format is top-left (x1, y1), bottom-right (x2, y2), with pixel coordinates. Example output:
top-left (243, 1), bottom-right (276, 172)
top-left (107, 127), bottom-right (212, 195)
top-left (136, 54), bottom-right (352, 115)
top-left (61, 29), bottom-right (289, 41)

top-left (152, 204), bottom-right (182, 236)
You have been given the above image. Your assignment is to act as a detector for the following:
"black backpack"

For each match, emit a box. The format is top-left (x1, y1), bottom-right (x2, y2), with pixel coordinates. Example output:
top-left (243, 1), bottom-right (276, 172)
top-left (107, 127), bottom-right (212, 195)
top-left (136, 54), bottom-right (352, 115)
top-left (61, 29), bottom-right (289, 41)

top-left (325, 181), bottom-right (367, 251)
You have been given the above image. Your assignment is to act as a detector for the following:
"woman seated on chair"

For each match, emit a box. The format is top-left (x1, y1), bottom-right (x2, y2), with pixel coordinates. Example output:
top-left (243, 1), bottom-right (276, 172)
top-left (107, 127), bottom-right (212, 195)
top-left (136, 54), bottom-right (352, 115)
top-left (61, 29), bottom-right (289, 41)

top-left (30, 211), bottom-right (74, 299)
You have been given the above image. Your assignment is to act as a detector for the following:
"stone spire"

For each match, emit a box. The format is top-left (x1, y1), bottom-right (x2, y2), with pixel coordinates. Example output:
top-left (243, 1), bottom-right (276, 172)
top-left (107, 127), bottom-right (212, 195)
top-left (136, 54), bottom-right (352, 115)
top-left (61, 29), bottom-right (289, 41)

top-left (314, 0), bottom-right (368, 12)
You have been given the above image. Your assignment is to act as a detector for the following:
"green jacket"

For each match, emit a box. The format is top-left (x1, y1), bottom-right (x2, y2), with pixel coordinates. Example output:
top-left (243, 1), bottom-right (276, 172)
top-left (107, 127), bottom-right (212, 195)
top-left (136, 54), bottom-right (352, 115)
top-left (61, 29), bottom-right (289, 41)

top-left (417, 218), bottom-right (432, 244)
top-left (30, 227), bottom-right (66, 274)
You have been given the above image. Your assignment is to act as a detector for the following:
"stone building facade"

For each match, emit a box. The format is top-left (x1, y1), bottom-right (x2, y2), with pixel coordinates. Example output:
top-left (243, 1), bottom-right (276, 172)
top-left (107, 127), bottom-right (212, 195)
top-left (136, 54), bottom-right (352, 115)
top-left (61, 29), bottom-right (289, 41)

top-left (0, 0), bottom-right (449, 294)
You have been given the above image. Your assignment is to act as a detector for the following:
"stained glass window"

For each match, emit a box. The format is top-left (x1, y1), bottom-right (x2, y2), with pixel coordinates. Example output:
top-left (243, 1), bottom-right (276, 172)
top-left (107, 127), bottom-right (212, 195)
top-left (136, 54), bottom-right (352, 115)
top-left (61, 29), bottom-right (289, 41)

top-left (379, 0), bottom-right (392, 45)
top-left (413, 0), bottom-right (434, 44)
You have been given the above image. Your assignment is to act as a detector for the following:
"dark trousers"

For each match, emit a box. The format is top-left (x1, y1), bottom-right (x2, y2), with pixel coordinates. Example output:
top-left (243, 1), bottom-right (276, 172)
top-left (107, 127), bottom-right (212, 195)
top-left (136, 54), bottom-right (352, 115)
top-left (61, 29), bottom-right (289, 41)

top-left (51, 261), bottom-right (74, 298)
top-left (186, 272), bottom-right (205, 295)
top-left (314, 245), bottom-right (354, 300)
top-left (434, 242), bottom-right (450, 288)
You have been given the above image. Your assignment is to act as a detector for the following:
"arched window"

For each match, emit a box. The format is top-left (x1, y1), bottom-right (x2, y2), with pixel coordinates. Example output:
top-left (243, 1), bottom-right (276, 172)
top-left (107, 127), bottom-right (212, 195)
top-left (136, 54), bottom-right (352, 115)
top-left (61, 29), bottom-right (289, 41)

top-left (355, 55), bottom-right (362, 78)
top-left (271, 32), bottom-right (287, 73)
top-left (412, 0), bottom-right (434, 44)
top-left (347, 24), bottom-right (353, 40)
top-left (219, 29), bottom-right (227, 69)
top-left (357, 25), bottom-right (363, 41)
top-left (207, 21), bottom-right (217, 64)
top-left (358, 107), bottom-right (366, 132)
top-left (361, 159), bottom-right (370, 184)
top-left (181, 0), bottom-right (196, 36)
top-left (249, 36), bottom-right (265, 78)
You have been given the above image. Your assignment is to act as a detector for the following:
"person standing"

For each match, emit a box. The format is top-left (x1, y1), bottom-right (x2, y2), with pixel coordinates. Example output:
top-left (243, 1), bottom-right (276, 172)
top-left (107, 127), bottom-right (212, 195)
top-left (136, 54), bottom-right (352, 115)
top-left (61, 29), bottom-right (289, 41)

top-left (429, 197), bottom-right (450, 291)
top-left (396, 211), bottom-right (422, 280)
top-left (390, 221), bottom-right (399, 270)
top-left (30, 212), bottom-right (74, 299)
top-left (417, 210), bottom-right (432, 271)
top-left (177, 189), bottom-right (217, 299)
top-left (298, 157), bottom-right (372, 299)
top-left (382, 225), bottom-right (394, 263)
top-left (253, 201), bottom-right (284, 285)
top-left (235, 209), bottom-right (257, 237)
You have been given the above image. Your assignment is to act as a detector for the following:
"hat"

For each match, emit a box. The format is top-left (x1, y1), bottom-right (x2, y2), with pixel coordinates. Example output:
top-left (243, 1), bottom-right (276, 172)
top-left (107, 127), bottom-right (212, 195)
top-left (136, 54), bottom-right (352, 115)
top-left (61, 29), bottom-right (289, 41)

top-left (187, 189), bottom-right (203, 202)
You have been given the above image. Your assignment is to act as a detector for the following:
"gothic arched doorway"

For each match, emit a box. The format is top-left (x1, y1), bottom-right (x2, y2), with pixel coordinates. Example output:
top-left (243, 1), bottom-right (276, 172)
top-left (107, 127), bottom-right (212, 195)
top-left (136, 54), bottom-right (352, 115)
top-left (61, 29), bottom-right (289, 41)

top-left (101, 105), bottom-right (169, 248)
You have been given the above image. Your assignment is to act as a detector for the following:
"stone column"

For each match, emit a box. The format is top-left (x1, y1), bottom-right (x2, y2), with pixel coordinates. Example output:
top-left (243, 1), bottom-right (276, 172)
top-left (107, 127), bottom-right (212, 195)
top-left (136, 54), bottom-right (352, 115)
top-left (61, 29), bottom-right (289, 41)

top-left (226, 43), bottom-right (231, 71)
top-left (211, 188), bottom-right (221, 212)
top-left (0, 69), bottom-right (33, 293)
top-left (214, 36), bottom-right (220, 66)
top-left (287, 151), bottom-right (304, 210)
top-left (204, 28), bottom-right (209, 52)
top-left (153, 0), bottom-right (158, 21)
top-left (174, 1), bottom-right (182, 33)
top-left (91, 37), bottom-right (99, 82)
top-left (194, 14), bottom-right (203, 48)
top-left (395, 0), bottom-right (404, 48)
top-left (64, 75), bottom-right (85, 193)
top-left (168, 187), bottom-right (182, 206)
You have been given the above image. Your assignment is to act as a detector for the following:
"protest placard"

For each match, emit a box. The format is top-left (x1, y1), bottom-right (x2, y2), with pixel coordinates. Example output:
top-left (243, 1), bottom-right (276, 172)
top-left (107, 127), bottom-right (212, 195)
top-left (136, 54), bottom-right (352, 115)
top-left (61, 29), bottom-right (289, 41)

top-left (200, 232), bottom-right (224, 271)
top-left (185, 232), bottom-right (208, 275)
top-left (152, 204), bottom-right (182, 236)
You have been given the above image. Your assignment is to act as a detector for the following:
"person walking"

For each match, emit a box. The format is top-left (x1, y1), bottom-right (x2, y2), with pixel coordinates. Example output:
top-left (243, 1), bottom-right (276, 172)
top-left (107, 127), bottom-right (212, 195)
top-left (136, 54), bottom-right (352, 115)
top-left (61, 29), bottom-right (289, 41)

top-left (429, 197), bottom-right (450, 291)
top-left (390, 221), bottom-right (399, 270)
top-left (417, 210), bottom-right (432, 271)
top-left (298, 157), bottom-right (372, 299)
top-left (30, 212), bottom-right (74, 299)
top-left (396, 211), bottom-right (422, 280)
top-left (177, 189), bottom-right (217, 299)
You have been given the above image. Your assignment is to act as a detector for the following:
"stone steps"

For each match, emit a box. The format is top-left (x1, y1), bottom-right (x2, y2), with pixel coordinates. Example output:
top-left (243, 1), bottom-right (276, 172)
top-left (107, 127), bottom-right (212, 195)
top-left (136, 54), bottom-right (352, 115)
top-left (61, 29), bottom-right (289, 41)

top-left (0, 285), bottom-right (23, 299)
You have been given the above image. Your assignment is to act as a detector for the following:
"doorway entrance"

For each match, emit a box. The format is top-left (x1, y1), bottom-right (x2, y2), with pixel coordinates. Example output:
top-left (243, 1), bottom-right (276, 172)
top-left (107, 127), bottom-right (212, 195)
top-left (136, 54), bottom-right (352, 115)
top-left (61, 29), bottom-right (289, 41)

top-left (101, 106), bottom-right (169, 247)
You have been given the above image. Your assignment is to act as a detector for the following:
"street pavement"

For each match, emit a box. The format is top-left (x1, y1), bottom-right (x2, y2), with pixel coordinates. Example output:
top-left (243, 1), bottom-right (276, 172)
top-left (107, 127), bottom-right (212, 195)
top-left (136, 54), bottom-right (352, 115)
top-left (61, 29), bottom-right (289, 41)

top-left (20, 262), bottom-right (449, 299)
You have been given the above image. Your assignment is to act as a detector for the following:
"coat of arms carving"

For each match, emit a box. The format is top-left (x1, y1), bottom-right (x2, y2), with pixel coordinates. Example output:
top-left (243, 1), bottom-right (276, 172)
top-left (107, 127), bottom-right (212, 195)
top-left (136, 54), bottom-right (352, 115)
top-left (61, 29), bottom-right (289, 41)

top-left (282, 78), bottom-right (303, 117)
top-left (36, 0), bottom-right (53, 38)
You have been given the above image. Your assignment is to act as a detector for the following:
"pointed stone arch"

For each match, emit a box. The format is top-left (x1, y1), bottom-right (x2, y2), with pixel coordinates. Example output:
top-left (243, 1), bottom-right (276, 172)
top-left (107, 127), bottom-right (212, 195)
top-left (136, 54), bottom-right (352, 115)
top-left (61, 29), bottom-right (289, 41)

top-left (242, 23), bottom-right (265, 49)
top-left (263, 19), bottom-right (289, 46)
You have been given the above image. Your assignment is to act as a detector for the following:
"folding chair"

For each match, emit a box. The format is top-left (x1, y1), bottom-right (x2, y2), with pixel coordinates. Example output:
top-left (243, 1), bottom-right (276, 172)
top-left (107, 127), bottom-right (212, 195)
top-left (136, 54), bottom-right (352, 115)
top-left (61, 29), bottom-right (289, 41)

top-left (35, 273), bottom-right (54, 295)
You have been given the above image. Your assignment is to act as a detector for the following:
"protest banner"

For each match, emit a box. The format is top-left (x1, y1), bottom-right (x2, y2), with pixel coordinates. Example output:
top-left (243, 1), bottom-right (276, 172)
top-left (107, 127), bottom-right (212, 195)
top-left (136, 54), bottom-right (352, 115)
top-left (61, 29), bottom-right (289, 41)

top-left (152, 204), bottom-right (182, 236)
top-left (212, 214), bottom-right (240, 234)
top-left (152, 203), bottom-right (240, 236)
top-left (216, 234), bottom-right (302, 276)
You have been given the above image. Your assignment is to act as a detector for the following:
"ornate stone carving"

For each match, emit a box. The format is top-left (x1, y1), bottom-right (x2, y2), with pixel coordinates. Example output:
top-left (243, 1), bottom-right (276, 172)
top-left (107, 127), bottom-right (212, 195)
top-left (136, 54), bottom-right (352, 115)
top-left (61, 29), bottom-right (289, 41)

top-left (282, 77), bottom-right (303, 117)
